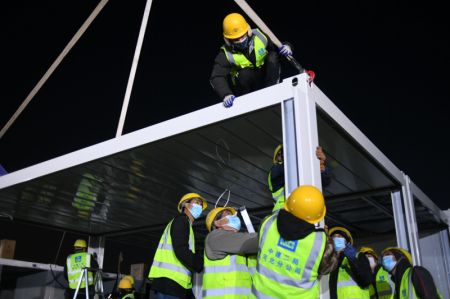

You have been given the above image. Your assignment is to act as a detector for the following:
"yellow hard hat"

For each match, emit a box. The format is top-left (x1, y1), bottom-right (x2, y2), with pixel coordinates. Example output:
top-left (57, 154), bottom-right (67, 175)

top-left (359, 246), bottom-right (378, 259)
top-left (205, 207), bottom-right (237, 232)
top-left (272, 144), bottom-right (283, 164)
top-left (123, 275), bottom-right (135, 285)
top-left (118, 277), bottom-right (133, 289)
top-left (178, 193), bottom-right (207, 212)
top-left (284, 185), bottom-right (326, 224)
top-left (223, 13), bottom-right (250, 39)
top-left (74, 239), bottom-right (87, 248)
top-left (382, 247), bottom-right (413, 264)
top-left (328, 226), bottom-right (354, 245)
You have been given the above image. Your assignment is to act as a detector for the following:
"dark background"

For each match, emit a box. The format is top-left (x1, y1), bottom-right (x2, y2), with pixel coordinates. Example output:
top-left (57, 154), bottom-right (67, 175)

top-left (1, 0), bottom-right (448, 253)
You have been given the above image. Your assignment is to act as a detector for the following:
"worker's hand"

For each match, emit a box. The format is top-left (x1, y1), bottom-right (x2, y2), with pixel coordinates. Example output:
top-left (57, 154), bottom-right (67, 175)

top-left (223, 95), bottom-right (236, 108)
top-left (278, 44), bottom-right (292, 57)
top-left (316, 146), bottom-right (326, 172)
top-left (343, 243), bottom-right (357, 260)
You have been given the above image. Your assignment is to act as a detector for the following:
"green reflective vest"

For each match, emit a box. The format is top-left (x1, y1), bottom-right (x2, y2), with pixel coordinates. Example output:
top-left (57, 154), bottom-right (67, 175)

top-left (66, 252), bottom-right (94, 289)
top-left (267, 170), bottom-right (285, 212)
top-left (247, 255), bottom-right (257, 278)
top-left (398, 268), bottom-right (443, 299)
top-left (121, 293), bottom-right (135, 299)
top-left (336, 256), bottom-right (370, 299)
top-left (202, 252), bottom-right (252, 298)
top-left (148, 219), bottom-right (195, 289)
top-left (252, 214), bottom-right (326, 298)
top-left (221, 29), bottom-right (268, 83)
top-left (369, 267), bottom-right (394, 299)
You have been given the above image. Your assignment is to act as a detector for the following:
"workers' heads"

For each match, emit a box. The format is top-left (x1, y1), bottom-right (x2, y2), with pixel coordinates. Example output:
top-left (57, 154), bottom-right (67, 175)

top-left (73, 239), bottom-right (87, 251)
top-left (118, 277), bottom-right (133, 291)
top-left (178, 193), bottom-right (207, 220)
top-left (223, 13), bottom-right (252, 51)
top-left (381, 247), bottom-right (412, 273)
top-left (123, 275), bottom-right (135, 286)
top-left (359, 247), bottom-right (378, 272)
top-left (329, 226), bottom-right (353, 252)
top-left (272, 144), bottom-right (283, 164)
top-left (285, 185), bottom-right (326, 224)
top-left (205, 207), bottom-right (240, 232)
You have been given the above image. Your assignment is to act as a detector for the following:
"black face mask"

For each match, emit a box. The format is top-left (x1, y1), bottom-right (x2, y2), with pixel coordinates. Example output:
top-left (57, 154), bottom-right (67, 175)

top-left (232, 35), bottom-right (249, 51)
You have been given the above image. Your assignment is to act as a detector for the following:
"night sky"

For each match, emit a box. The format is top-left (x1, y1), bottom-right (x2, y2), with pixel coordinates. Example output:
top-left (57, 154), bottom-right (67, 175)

top-left (2, 0), bottom-right (449, 210)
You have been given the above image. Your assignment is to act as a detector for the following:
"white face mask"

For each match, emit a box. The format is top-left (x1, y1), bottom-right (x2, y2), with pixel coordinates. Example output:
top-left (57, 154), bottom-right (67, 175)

top-left (368, 256), bottom-right (377, 270)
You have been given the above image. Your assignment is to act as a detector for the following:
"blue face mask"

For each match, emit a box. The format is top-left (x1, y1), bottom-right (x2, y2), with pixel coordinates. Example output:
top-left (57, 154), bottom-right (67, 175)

top-left (382, 255), bottom-right (397, 272)
top-left (232, 35), bottom-right (249, 51)
top-left (225, 215), bottom-right (241, 231)
top-left (333, 237), bottom-right (346, 252)
top-left (188, 203), bottom-right (203, 219)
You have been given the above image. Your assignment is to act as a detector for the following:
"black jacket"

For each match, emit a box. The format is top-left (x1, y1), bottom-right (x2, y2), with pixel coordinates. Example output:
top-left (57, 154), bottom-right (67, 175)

top-left (391, 259), bottom-right (440, 299)
top-left (150, 214), bottom-right (203, 298)
top-left (210, 31), bottom-right (279, 100)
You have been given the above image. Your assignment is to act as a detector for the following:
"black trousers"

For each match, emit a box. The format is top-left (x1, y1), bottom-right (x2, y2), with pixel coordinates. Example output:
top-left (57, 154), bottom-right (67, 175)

top-left (233, 51), bottom-right (280, 96)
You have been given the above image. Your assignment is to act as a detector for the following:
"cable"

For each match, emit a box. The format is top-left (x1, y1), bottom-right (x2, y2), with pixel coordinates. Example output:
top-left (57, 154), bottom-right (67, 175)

top-left (49, 231), bottom-right (67, 289)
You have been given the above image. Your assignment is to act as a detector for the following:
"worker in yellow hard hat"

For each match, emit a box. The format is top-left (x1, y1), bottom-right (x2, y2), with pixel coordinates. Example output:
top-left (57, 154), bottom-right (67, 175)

top-left (328, 226), bottom-right (372, 298)
top-left (358, 247), bottom-right (394, 299)
top-left (210, 12), bottom-right (295, 108)
top-left (252, 185), bottom-right (337, 297)
top-left (268, 144), bottom-right (331, 212)
top-left (118, 277), bottom-right (135, 299)
top-left (148, 192), bottom-right (207, 298)
top-left (202, 207), bottom-right (258, 298)
top-left (380, 247), bottom-right (442, 298)
top-left (64, 239), bottom-right (99, 299)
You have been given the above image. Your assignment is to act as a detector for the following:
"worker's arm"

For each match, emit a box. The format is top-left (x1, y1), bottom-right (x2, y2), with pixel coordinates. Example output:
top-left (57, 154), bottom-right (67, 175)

top-left (170, 215), bottom-right (203, 273)
top-left (412, 266), bottom-right (441, 299)
top-left (345, 245), bottom-right (372, 287)
top-left (210, 51), bottom-right (234, 100)
top-left (318, 234), bottom-right (339, 275)
top-left (205, 230), bottom-right (258, 260)
top-left (269, 163), bottom-right (284, 192)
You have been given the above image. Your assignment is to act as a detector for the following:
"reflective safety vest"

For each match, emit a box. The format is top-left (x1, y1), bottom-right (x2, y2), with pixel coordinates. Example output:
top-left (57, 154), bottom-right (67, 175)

top-left (267, 170), bottom-right (285, 212)
top-left (221, 29), bottom-right (268, 82)
top-left (336, 256), bottom-right (370, 299)
top-left (66, 252), bottom-right (94, 289)
top-left (202, 253), bottom-right (252, 298)
top-left (121, 293), bottom-right (135, 299)
top-left (252, 214), bottom-right (326, 298)
top-left (148, 219), bottom-right (195, 289)
top-left (247, 255), bottom-right (257, 278)
top-left (398, 268), bottom-right (443, 299)
top-left (369, 267), bottom-right (394, 299)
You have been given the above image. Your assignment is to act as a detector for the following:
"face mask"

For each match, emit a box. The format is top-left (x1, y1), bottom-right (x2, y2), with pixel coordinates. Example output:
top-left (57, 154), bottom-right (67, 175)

top-left (188, 203), bottom-right (203, 219)
top-left (232, 35), bottom-right (249, 51)
top-left (368, 256), bottom-right (377, 270)
top-left (225, 215), bottom-right (241, 231)
top-left (382, 255), bottom-right (397, 272)
top-left (333, 237), bottom-right (346, 252)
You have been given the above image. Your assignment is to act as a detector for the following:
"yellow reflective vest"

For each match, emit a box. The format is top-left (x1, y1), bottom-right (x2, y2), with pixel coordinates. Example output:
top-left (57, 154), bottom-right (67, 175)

top-left (267, 169), bottom-right (285, 212)
top-left (148, 219), bottom-right (195, 289)
top-left (336, 256), bottom-right (370, 298)
top-left (369, 267), bottom-right (394, 299)
top-left (66, 252), bottom-right (94, 289)
top-left (202, 253), bottom-right (252, 298)
top-left (252, 214), bottom-right (326, 298)
top-left (398, 268), bottom-right (443, 299)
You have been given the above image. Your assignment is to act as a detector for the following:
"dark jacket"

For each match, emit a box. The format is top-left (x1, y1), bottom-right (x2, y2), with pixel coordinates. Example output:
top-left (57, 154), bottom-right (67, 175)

top-left (210, 31), bottom-right (279, 100)
top-left (391, 259), bottom-right (440, 299)
top-left (277, 209), bottom-right (337, 275)
top-left (151, 214), bottom-right (203, 298)
top-left (329, 248), bottom-right (373, 299)
top-left (269, 162), bottom-right (331, 192)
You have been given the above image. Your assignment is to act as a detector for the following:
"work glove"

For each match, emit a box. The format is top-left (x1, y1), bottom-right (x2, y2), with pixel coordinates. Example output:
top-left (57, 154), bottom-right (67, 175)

top-left (343, 243), bottom-right (357, 261)
top-left (278, 44), bottom-right (292, 57)
top-left (223, 95), bottom-right (236, 108)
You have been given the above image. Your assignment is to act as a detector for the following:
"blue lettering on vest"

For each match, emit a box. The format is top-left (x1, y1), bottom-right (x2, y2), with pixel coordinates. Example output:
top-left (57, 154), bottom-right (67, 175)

top-left (258, 48), bottom-right (265, 56)
top-left (277, 237), bottom-right (298, 252)
top-left (75, 256), bottom-right (82, 262)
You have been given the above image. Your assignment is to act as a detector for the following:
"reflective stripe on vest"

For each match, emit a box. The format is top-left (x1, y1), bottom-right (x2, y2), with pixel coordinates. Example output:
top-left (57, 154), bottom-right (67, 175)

top-left (252, 214), bottom-right (326, 298)
top-left (247, 255), bottom-right (257, 277)
top-left (267, 171), bottom-right (285, 212)
top-left (121, 294), bottom-right (135, 299)
top-left (148, 219), bottom-right (195, 289)
top-left (222, 29), bottom-right (268, 70)
top-left (66, 252), bottom-right (93, 289)
top-left (337, 256), bottom-right (370, 298)
top-left (373, 267), bottom-right (394, 299)
top-left (203, 253), bottom-right (252, 298)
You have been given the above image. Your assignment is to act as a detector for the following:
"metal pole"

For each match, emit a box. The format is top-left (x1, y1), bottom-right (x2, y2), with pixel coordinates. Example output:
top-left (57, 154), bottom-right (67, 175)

top-left (402, 173), bottom-right (421, 265)
top-left (115, 0), bottom-right (154, 137)
top-left (391, 191), bottom-right (409, 249)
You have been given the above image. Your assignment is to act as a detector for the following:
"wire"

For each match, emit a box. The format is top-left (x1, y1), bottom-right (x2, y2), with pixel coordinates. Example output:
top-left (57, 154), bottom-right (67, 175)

top-left (49, 231), bottom-right (67, 290)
